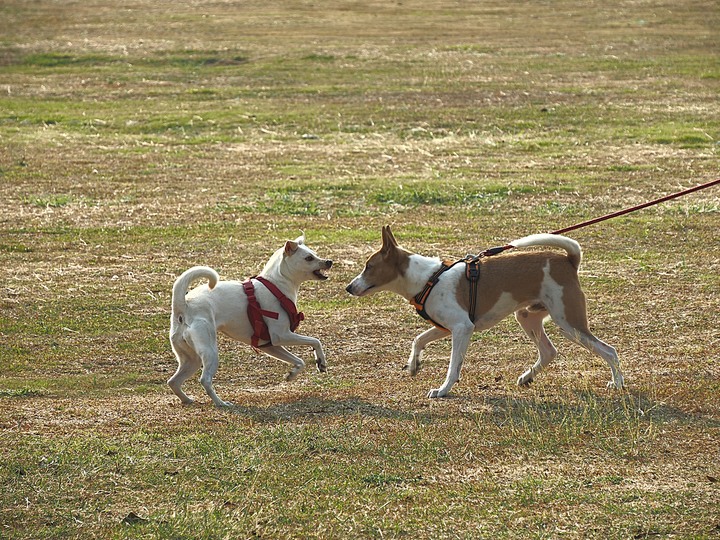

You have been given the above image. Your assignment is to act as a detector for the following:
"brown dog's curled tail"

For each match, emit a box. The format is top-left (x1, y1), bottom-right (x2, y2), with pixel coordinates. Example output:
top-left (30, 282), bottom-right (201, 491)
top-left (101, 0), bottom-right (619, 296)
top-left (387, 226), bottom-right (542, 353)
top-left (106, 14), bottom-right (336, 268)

top-left (509, 234), bottom-right (582, 269)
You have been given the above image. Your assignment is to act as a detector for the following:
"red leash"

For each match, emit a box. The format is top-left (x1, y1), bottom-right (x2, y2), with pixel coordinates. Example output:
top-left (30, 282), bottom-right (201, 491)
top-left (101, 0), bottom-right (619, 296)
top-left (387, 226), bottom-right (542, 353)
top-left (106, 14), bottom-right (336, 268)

top-left (481, 178), bottom-right (720, 257)
top-left (550, 177), bottom-right (720, 235)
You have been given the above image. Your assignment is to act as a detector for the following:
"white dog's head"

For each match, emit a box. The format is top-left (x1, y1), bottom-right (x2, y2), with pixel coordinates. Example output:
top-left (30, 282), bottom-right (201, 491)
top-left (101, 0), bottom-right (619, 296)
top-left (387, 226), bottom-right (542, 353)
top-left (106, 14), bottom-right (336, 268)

top-left (263, 234), bottom-right (333, 285)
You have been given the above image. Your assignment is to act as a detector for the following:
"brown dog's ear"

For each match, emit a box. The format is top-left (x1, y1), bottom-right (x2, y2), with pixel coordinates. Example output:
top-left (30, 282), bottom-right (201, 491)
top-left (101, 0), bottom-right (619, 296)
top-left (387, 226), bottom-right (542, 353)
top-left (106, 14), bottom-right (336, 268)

top-left (285, 240), bottom-right (299, 255)
top-left (381, 225), bottom-right (398, 253)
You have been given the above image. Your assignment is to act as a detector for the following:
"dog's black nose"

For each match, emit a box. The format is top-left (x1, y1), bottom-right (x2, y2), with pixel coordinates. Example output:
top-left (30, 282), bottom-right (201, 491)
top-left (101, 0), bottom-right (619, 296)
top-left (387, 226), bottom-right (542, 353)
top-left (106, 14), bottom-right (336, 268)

top-left (345, 284), bottom-right (353, 294)
top-left (326, 260), bottom-right (333, 268)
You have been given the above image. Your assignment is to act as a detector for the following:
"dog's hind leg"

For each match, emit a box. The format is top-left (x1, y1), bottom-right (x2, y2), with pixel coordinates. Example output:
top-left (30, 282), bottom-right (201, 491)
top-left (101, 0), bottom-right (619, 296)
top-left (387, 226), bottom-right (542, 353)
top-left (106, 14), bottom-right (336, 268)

top-left (427, 321), bottom-right (474, 398)
top-left (560, 326), bottom-right (624, 390)
top-left (185, 322), bottom-right (233, 407)
top-left (407, 326), bottom-right (451, 376)
top-left (515, 308), bottom-right (557, 386)
top-left (260, 345), bottom-right (307, 381)
top-left (168, 338), bottom-right (202, 404)
top-left (548, 287), bottom-right (625, 390)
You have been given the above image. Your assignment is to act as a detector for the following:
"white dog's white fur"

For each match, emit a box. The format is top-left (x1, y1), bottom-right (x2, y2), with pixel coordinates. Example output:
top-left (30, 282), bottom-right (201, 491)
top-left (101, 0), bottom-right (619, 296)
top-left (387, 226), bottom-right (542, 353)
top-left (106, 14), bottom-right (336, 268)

top-left (346, 226), bottom-right (624, 398)
top-left (169, 235), bottom-right (332, 407)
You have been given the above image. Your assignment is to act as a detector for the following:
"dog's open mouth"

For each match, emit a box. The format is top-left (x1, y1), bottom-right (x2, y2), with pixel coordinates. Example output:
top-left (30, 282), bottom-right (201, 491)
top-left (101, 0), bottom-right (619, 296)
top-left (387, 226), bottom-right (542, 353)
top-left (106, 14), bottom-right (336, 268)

top-left (313, 269), bottom-right (329, 280)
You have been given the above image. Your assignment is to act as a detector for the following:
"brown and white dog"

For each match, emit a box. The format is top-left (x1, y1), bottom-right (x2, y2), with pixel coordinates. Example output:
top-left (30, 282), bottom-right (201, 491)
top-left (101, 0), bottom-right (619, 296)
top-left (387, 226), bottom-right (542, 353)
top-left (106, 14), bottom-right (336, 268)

top-left (346, 226), bottom-right (624, 398)
top-left (169, 235), bottom-right (332, 407)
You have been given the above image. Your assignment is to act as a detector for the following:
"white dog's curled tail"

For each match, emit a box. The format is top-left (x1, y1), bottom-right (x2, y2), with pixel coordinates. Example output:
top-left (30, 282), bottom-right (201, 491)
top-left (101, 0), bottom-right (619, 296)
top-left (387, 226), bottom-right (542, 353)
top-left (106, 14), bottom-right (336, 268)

top-left (509, 234), bottom-right (582, 269)
top-left (171, 266), bottom-right (219, 315)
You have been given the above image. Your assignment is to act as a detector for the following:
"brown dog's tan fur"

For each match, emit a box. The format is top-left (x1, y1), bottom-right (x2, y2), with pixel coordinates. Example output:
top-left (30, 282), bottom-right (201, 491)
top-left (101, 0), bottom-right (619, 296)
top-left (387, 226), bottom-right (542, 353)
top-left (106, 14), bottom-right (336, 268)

top-left (455, 251), bottom-right (590, 334)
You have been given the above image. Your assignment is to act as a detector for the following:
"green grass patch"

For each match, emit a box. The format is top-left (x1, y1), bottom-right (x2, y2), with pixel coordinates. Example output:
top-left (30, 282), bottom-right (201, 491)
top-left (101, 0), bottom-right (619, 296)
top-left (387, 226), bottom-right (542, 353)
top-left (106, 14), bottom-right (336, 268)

top-left (0, 387), bottom-right (41, 398)
top-left (21, 52), bottom-right (120, 67)
top-left (22, 194), bottom-right (75, 208)
top-left (369, 182), bottom-right (537, 207)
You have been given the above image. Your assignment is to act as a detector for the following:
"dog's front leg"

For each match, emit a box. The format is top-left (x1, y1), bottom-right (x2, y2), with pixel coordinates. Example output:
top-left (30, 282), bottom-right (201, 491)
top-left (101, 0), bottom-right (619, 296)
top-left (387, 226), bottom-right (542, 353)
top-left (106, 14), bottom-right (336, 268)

top-left (407, 326), bottom-right (450, 375)
top-left (427, 322), bottom-right (473, 398)
top-left (260, 345), bottom-right (310, 381)
top-left (269, 331), bottom-right (327, 377)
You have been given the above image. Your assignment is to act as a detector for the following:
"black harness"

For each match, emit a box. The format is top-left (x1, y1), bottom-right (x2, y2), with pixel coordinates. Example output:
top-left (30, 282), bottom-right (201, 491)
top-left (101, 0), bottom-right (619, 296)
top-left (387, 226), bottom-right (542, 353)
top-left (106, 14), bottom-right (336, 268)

top-left (410, 245), bottom-right (512, 330)
top-left (409, 260), bottom-right (456, 330)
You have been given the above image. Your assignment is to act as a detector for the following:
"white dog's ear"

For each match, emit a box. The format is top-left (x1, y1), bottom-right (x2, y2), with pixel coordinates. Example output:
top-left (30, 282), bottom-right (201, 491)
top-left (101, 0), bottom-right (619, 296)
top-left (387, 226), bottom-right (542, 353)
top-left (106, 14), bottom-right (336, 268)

top-left (285, 240), bottom-right (299, 255)
top-left (293, 232), bottom-right (305, 246)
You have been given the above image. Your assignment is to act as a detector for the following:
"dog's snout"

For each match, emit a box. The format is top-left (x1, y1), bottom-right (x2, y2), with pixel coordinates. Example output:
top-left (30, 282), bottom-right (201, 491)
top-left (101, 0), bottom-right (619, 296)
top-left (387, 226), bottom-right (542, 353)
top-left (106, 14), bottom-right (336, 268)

top-left (325, 260), bottom-right (333, 268)
top-left (345, 284), bottom-right (353, 294)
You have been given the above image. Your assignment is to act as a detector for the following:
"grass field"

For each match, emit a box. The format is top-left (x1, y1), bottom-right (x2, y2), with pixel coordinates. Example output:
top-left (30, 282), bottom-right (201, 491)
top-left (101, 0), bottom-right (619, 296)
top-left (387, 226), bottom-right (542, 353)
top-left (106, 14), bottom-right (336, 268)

top-left (1, 0), bottom-right (719, 538)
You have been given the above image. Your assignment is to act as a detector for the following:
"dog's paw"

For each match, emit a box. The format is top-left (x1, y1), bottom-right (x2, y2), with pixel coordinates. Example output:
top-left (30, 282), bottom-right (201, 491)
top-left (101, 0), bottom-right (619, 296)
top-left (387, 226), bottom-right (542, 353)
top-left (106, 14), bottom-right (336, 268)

top-left (215, 400), bottom-right (234, 408)
top-left (315, 352), bottom-right (327, 373)
top-left (427, 388), bottom-right (446, 398)
top-left (606, 378), bottom-right (625, 390)
top-left (286, 368), bottom-right (303, 382)
top-left (406, 360), bottom-right (421, 376)
top-left (517, 372), bottom-right (534, 387)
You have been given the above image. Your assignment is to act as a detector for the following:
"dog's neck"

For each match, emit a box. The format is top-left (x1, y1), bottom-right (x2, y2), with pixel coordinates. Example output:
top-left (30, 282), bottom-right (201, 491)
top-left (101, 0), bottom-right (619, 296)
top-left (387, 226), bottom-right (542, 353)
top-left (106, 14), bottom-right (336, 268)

top-left (259, 266), bottom-right (300, 303)
top-left (388, 253), bottom-right (444, 301)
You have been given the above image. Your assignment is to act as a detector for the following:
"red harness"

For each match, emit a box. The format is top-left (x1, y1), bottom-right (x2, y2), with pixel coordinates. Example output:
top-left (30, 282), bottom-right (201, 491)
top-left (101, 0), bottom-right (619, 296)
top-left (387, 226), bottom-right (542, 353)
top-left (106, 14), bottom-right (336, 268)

top-left (242, 276), bottom-right (304, 348)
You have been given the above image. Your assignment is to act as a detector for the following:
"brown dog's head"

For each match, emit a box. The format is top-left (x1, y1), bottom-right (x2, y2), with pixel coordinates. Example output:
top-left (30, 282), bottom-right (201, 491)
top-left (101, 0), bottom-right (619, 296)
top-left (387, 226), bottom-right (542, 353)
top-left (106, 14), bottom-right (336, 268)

top-left (345, 226), bottom-right (410, 297)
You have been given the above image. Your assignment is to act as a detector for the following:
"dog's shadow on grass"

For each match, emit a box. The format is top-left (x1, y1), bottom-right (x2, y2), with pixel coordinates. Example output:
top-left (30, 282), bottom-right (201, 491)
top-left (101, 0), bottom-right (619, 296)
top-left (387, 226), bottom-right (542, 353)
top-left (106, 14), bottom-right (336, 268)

top-left (225, 389), bottom-right (720, 431)
top-left (482, 389), bottom-right (720, 430)
top-left (619, 389), bottom-right (720, 428)
top-left (227, 396), bottom-right (419, 423)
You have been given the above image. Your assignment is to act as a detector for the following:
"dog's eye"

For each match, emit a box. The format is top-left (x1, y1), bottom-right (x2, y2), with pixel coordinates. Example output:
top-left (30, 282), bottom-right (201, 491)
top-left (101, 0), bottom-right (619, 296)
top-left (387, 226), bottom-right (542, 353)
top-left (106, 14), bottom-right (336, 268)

top-left (305, 255), bottom-right (314, 262)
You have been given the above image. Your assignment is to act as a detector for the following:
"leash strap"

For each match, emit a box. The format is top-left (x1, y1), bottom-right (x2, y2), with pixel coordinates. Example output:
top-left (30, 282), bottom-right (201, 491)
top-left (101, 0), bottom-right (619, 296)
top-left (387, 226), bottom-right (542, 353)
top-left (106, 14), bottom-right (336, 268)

top-left (551, 177), bottom-right (720, 235)
top-left (410, 178), bottom-right (720, 330)
top-left (471, 178), bottom-right (720, 257)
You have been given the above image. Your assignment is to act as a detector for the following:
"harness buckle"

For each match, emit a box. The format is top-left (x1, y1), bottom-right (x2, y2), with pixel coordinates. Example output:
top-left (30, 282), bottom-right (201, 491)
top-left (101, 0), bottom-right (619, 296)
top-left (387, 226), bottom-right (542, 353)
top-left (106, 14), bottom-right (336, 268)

top-left (465, 256), bottom-right (481, 281)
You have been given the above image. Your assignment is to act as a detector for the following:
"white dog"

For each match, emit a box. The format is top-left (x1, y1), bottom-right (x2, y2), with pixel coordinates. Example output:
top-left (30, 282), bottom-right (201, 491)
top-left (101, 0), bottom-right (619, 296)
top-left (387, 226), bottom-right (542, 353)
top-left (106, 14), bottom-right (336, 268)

top-left (169, 235), bottom-right (332, 407)
top-left (346, 226), bottom-right (624, 398)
